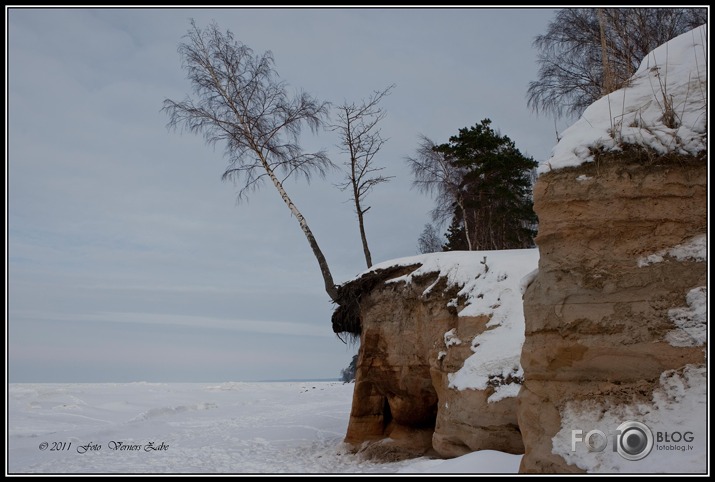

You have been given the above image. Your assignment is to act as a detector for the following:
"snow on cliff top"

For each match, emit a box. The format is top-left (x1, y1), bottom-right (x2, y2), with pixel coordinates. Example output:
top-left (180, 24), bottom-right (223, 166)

top-left (362, 249), bottom-right (539, 398)
top-left (540, 24), bottom-right (707, 174)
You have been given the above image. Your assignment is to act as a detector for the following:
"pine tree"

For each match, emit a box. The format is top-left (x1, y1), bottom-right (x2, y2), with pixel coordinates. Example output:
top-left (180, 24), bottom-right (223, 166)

top-left (434, 119), bottom-right (538, 250)
top-left (340, 354), bottom-right (359, 383)
top-left (442, 207), bottom-right (468, 251)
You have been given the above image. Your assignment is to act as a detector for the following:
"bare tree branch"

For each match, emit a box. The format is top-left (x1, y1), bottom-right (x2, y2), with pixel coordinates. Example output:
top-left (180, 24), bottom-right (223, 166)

top-left (406, 135), bottom-right (465, 228)
top-left (527, 8), bottom-right (707, 118)
top-left (417, 223), bottom-right (443, 254)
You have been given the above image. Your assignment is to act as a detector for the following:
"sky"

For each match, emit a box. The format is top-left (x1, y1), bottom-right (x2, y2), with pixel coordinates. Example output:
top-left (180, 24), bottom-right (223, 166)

top-left (6, 6), bottom-right (566, 382)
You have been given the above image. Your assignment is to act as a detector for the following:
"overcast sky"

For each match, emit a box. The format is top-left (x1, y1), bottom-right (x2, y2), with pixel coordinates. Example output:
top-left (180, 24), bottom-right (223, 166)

top-left (7, 7), bottom-right (565, 382)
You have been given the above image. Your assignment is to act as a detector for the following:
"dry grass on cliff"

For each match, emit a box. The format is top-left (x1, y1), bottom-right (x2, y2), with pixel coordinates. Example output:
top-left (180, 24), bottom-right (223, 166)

top-left (540, 146), bottom-right (707, 180)
top-left (590, 144), bottom-right (707, 167)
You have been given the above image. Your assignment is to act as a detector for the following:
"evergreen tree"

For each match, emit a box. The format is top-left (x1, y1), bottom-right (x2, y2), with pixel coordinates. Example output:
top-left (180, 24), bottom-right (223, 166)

top-left (340, 354), bottom-right (359, 383)
top-left (442, 207), bottom-right (468, 251)
top-left (434, 119), bottom-right (538, 250)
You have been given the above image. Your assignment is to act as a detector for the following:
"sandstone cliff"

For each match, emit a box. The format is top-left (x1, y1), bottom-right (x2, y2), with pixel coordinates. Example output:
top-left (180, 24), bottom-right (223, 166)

top-left (333, 250), bottom-right (538, 460)
top-left (518, 24), bottom-right (707, 473)
top-left (518, 158), bottom-right (706, 473)
top-left (332, 24), bottom-right (707, 473)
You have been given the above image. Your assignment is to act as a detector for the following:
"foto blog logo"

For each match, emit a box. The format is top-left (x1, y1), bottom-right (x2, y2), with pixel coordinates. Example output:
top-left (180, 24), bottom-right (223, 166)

top-left (571, 421), bottom-right (654, 461)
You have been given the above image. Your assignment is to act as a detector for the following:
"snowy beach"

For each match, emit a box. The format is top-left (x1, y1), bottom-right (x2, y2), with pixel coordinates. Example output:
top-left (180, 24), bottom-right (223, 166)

top-left (8, 381), bottom-right (521, 474)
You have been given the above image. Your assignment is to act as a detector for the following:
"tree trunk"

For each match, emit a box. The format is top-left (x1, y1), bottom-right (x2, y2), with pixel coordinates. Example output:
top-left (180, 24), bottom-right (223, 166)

top-left (356, 206), bottom-right (373, 268)
top-left (260, 153), bottom-right (338, 301)
top-left (597, 8), bottom-right (615, 95)
top-left (457, 198), bottom-right (473, 251)
top-left (352, 168), bottom-right (373, 268)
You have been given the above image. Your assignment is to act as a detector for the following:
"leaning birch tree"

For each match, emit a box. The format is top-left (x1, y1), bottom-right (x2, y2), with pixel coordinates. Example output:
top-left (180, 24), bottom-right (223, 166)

top-left (163, 21), bottom-right (338, 301)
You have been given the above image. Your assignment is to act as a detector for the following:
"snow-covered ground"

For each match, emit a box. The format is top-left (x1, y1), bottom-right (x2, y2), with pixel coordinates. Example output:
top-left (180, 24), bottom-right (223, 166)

top-left (7, 381), bottom-right (522, 474)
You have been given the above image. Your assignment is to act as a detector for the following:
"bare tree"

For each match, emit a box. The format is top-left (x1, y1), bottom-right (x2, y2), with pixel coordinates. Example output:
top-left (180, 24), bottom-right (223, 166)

top-left (163, 20), bottom-right (338, 301)
top-left (527, 8), bottom-right (707, 118)
top-left (417, 223), bottom-right (443, 254)
top-left (330, 85), bottom-right (395, 268)
top-left (406, 136), bottom-right (471, 250)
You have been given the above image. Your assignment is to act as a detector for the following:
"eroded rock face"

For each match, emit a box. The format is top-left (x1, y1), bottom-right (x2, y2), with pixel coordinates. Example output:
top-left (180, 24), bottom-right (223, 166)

top-left (344, 270), bottom-right (525, 460)
top-left (518, 157), bottom-right (707, 473)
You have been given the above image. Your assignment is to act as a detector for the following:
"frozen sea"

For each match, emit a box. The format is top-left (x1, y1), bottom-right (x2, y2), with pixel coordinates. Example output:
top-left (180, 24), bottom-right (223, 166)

top-left (7, 381), bottom-right (521, 474)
